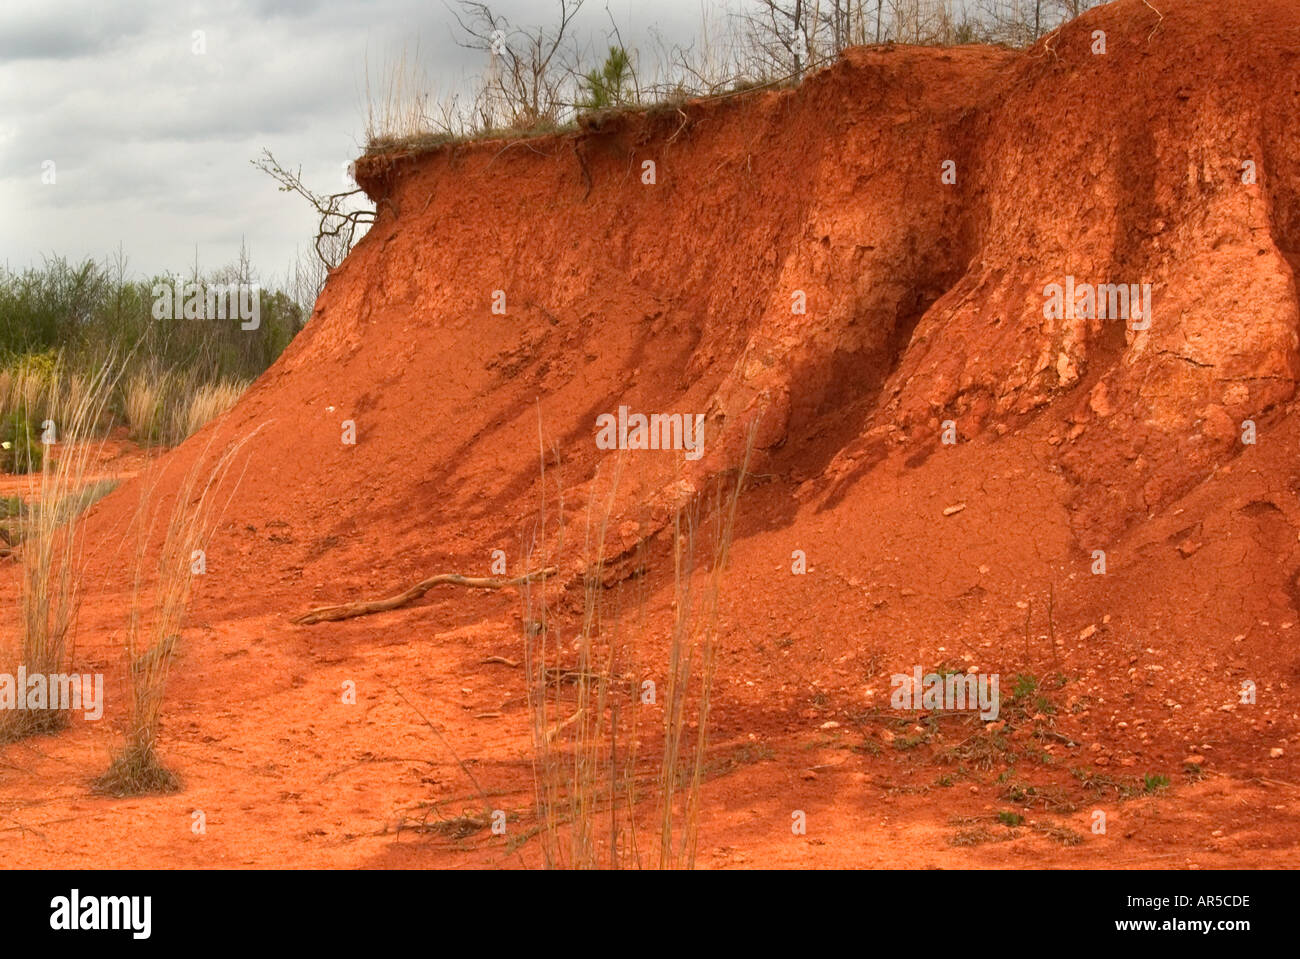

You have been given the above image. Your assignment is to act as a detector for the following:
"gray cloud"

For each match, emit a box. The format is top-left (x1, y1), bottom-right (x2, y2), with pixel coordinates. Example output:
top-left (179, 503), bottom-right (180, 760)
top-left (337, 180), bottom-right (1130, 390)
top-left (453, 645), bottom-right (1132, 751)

top-left (0, 1), bottom-right (154, 61)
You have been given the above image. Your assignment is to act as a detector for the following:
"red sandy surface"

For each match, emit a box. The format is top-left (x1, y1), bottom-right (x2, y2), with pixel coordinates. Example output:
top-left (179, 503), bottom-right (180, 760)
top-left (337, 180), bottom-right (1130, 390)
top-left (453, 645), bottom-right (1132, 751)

top-left (2, 0), bottom-right (1299, 868)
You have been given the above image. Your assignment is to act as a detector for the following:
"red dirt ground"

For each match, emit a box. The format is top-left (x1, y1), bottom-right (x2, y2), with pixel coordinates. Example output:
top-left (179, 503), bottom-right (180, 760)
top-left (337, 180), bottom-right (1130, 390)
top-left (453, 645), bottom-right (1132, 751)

top-left (3, 0), bottom-right (1299, 867)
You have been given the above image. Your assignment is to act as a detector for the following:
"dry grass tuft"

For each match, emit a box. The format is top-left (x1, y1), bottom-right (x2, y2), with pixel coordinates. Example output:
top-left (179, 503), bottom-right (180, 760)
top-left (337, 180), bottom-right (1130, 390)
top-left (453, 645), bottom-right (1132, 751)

top-left (94, 747), bottom-right (181, 797)
top-left (365, 45), bottom-right (439, 150)
top-left (94, 426), bottom-right (261, 795)
top-left (1, 361), bottom-right (119, 743)
top-left (123, 371), bottom-right (164, 443)
top-left (172, 378), bottom-right (247, 443)
top-left (519, 415), bottom-right (755, 868)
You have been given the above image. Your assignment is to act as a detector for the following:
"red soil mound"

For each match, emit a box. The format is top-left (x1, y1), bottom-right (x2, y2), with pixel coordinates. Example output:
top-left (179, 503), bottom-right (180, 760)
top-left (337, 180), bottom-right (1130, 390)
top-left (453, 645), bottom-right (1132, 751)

top-left (5, 0), bottom-right (1300, 867)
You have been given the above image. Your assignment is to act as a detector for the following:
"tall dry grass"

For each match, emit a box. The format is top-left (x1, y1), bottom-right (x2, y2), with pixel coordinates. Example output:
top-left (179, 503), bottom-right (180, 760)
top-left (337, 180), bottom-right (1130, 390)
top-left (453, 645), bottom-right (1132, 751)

top-left (122, 368), bottom-right (247, 446)
top-left (364, 44), bottom-right (453, 150)
top-left (521, 443), bottom-right (624, 868)
top-left (656, 458), bottom-right (747, 868)
top-left (520, 422), bottom-right (753, 868)
top-left (172, 378), bottom-right (247, 443)
top-left (1, 361), bottom-right (119, 742)
top-left (122, 371), bottom-right (163, 442)
top-left (0, 365), bottom-right (50, 425)
top-left (94, 428), bottom-right (259, 795)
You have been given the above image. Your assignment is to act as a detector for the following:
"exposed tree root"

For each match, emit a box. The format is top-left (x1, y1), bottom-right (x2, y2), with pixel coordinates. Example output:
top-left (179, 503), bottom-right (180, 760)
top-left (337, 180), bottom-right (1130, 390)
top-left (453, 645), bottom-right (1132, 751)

top-left (546, 707), bottom-right (586, 744)
top-left (292, 566), bottom-right (558, 625)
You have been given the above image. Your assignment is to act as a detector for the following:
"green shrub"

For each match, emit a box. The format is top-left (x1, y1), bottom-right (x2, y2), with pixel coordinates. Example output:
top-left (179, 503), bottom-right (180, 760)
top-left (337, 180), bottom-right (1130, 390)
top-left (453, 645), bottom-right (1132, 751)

top-left (0, 409), bottom-right (42, 474)
top-left (0, 252), bottom-right (308, 446)
top-left (580, 46), bottom-right (634, 111)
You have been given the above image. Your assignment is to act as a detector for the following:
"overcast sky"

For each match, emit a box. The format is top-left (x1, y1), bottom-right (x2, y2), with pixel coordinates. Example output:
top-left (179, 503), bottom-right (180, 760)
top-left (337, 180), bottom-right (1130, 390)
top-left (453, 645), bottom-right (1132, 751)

top-left (0, 0), bottom-right (728, 284)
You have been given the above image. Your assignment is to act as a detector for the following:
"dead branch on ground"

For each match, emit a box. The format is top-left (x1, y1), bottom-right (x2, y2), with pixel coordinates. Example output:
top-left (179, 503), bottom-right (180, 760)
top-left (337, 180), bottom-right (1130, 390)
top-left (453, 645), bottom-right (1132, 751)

top-left (292, 566), bottom-right (558, 625)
